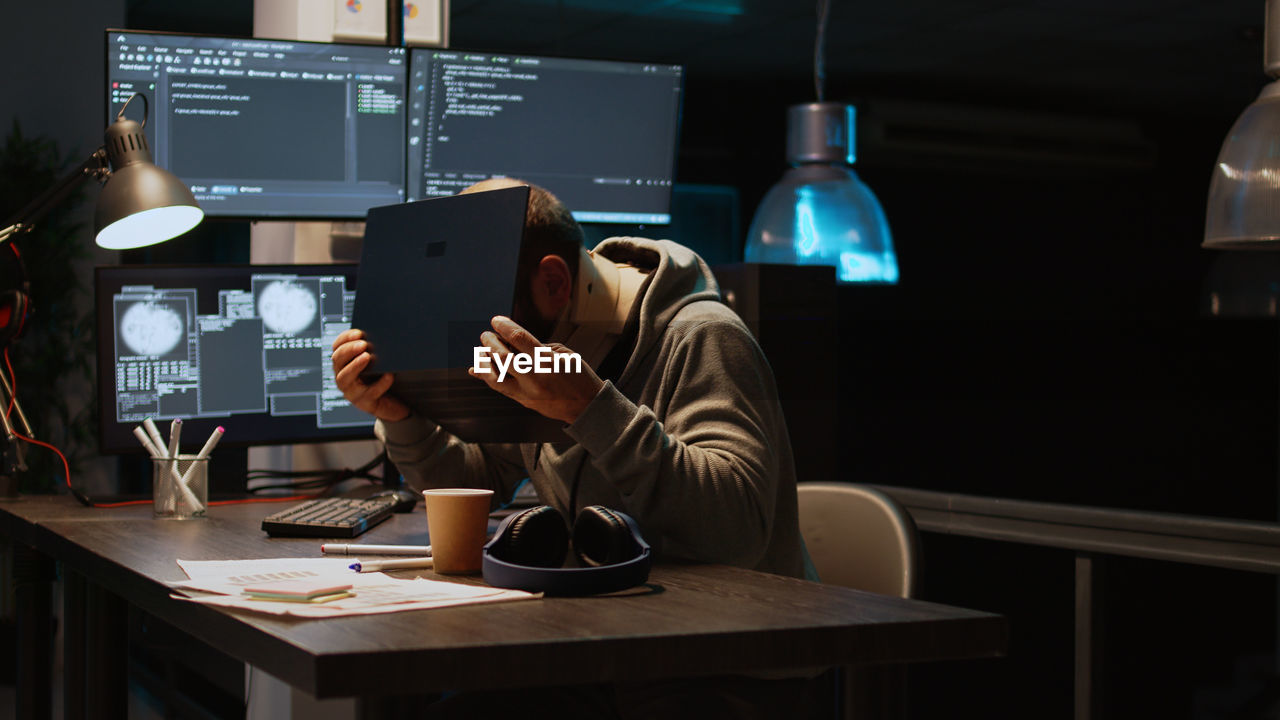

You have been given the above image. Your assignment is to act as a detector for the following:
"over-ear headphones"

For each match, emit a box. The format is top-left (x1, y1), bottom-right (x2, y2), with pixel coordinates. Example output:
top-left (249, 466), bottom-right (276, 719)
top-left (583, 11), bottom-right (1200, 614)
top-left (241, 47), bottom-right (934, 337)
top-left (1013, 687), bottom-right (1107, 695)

top-left (0, 243), bottom-right (31, 348)
top-left (0, 289), bottom-right (30, 347)
top-left (483, 505), bottom-right (651, 596)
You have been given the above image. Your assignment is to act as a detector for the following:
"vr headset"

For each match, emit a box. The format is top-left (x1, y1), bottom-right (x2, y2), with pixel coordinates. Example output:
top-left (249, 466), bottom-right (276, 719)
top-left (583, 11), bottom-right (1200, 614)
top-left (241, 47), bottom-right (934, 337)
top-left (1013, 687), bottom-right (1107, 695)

top-left (483, 504), bottom-right (651, 596)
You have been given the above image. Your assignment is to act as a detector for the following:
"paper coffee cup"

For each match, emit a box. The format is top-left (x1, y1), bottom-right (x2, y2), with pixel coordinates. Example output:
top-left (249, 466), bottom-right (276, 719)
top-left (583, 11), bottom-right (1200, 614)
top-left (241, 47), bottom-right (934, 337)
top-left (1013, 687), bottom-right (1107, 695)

top-left (422, 488), bottom-right (494, 574)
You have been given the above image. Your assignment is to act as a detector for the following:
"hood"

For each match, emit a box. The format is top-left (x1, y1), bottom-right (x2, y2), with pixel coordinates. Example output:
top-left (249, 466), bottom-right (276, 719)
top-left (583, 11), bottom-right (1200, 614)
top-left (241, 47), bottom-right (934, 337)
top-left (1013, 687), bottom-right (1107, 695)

top-left (592, 237), bottom-right (721, 385)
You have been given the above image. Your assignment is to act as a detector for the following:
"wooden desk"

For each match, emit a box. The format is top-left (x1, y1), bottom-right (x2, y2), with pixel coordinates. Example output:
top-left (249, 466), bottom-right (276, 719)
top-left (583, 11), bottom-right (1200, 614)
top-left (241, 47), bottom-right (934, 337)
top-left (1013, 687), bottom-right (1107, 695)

top-left (2, 496), bottom-right (1007, 716)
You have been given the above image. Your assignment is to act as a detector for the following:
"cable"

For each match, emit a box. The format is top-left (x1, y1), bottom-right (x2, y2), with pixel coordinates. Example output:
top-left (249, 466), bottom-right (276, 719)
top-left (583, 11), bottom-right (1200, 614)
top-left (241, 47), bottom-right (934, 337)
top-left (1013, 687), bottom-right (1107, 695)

top-left (4, 356), bottom-right (328, 508)
top-left (209, 494), bottom-right (314, 507)
top-left (16, 427), bottom-right (326, 509)
top-left (3, 348), bottom-right (14, 419)
top-left (8, 430), bottom-right (137, 507)
top-left (244, 451), bottom-right (387, 494)
top-left (813, 0), bottom-right (831, 102)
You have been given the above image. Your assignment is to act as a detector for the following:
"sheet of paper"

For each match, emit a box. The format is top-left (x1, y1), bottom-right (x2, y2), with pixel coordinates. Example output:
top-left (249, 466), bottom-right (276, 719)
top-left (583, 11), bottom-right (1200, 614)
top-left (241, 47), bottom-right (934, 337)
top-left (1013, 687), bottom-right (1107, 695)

top-left (173, 585), bottom-right (533, 617)
top-left (172, 558), bottom-right (357, 594)
top-left (171, 557), bottom-right (537, 618)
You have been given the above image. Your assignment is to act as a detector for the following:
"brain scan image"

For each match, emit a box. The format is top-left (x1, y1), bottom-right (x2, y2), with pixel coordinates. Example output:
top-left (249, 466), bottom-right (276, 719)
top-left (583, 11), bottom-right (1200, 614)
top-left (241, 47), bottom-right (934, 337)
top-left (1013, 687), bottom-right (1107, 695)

top-left (120, 302), bottom-right (185, 357)
top-left (258, 280), bottom-right (318, 335)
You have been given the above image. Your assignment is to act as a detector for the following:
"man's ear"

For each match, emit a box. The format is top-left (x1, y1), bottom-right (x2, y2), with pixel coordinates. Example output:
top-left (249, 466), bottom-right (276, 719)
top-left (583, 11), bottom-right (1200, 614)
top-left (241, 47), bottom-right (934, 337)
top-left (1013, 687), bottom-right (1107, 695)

top-left (534, 255), bottom-right (573, 312)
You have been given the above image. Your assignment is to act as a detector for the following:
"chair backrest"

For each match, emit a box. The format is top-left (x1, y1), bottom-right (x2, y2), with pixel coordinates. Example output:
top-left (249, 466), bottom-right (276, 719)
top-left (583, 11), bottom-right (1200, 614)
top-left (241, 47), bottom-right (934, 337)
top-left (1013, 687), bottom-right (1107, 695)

top-left (796, 482), bottom-right (920, 598)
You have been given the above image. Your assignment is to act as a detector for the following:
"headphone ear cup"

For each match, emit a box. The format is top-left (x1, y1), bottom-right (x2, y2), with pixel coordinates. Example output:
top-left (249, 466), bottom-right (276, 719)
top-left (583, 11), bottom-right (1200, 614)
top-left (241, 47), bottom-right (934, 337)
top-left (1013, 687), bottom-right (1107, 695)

top-left (573, 505), bottom-right (637, 567)
top-left (495, 505), bottom-right (570, 568)
top-left (0, 290), bottom-right (29, 346)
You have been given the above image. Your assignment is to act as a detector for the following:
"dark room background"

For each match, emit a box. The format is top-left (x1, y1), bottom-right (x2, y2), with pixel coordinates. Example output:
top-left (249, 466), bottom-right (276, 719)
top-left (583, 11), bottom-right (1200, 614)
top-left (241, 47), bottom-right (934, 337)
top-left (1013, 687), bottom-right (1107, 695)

top-left (5, 0), bottom-right (1279, 717)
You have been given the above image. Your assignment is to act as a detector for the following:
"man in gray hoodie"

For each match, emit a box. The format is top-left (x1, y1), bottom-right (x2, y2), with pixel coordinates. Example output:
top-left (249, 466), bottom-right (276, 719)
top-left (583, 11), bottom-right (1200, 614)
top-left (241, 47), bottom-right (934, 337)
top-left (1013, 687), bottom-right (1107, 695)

top-left (332, 179), bottom-right (806, 579)
top-left (333, 180), bottom-right (820, 716)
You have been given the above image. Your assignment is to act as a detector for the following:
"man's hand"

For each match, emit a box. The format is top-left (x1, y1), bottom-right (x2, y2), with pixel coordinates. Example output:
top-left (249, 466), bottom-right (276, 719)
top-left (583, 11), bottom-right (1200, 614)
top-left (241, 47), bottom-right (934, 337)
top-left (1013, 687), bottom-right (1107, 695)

top-left (470, 316), bottom-right (604, 425)
top-left (331, 329), bottom-right (410, 423)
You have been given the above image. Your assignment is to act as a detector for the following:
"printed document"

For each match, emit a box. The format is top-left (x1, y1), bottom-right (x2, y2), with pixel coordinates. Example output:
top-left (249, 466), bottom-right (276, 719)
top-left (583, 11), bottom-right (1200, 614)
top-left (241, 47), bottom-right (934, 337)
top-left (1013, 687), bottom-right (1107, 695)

top-left (169, 557), bottom-right (536, 618)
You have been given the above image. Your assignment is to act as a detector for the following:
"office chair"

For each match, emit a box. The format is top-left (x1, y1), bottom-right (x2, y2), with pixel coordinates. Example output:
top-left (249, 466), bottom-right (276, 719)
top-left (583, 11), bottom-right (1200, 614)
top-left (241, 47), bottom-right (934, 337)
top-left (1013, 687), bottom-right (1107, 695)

top-left (796, 482), bottom-right (921, 720)
top-left (796, 482), bottom-right (919, 597)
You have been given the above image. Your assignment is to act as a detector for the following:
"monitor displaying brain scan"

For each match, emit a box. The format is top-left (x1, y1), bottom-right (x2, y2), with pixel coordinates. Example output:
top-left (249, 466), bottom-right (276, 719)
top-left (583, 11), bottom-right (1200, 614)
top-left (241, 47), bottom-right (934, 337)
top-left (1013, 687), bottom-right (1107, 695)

top-left (96, 264), bottom-right (375, 454)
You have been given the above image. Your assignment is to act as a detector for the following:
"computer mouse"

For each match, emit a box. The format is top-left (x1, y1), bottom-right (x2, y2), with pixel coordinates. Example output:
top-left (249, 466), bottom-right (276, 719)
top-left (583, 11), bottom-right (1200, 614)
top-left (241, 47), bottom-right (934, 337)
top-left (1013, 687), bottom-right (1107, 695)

top-left (368, 488), bottom-right (421, 513)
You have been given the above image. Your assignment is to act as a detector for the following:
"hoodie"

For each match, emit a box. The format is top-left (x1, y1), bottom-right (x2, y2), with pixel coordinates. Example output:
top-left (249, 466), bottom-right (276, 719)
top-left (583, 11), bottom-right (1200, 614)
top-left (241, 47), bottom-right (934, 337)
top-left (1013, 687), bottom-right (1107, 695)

top-left (376, 237), bottom-right (806, 579)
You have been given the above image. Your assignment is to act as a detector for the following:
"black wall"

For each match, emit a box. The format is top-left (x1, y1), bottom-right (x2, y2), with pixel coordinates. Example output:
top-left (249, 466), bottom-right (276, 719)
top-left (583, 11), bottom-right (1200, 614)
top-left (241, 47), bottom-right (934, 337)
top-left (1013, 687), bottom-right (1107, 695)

top-left (673, 71), bottom-right (1280, 718)
top-left (113, 5), bottom-right (1280, 717)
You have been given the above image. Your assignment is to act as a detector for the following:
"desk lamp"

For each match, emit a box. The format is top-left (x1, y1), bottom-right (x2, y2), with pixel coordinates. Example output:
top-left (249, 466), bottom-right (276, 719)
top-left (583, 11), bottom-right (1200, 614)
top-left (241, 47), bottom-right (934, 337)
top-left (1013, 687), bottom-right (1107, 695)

top-left (743, 0), bottom-right (898, 283)
top-left (0, 92), bottom-right (203, 250)
top-left (1204, 0), bottom-right (1280, 249)
top-left (0, 92), bottom-right (200, 497)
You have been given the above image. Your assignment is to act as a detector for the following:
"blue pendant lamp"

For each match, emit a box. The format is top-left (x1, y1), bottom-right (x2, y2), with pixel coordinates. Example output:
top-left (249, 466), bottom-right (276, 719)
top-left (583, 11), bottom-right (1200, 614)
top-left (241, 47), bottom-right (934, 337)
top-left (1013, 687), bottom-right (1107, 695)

top-left (744, 0), bottom-right (898, 284)
top-left (745, 103), bottom-right (898, 283)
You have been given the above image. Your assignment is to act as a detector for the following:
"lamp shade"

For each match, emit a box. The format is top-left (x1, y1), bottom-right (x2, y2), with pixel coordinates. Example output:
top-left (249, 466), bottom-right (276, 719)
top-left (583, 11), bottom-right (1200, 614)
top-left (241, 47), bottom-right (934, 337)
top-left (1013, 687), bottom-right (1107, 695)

top-left (745, 103), bottom-right (898, 284)
top-left (93, 114), bottom-right (202, 250)
top-left (1203, 81), bottom-right (1280, 249)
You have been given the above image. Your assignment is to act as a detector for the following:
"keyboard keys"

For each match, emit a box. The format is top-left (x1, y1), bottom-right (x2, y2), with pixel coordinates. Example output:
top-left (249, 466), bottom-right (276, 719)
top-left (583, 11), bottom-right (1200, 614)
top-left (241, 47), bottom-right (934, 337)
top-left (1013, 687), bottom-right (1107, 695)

top-left (261, 497), bottom-right (396, 538)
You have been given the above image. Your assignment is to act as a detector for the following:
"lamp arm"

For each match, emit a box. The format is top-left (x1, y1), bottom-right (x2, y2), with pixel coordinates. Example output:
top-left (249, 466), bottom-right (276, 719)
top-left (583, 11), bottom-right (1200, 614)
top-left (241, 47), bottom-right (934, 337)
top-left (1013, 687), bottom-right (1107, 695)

top-left (0, 148), bottom-right (109, 245)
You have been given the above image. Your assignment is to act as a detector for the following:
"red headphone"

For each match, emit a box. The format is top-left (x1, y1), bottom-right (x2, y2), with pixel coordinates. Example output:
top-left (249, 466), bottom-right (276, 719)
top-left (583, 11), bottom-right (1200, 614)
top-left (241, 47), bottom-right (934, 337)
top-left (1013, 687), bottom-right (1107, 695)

top-left (0, 244), bottom-right (30, 347)
top-left (0, 289), bottom-right (28, 347)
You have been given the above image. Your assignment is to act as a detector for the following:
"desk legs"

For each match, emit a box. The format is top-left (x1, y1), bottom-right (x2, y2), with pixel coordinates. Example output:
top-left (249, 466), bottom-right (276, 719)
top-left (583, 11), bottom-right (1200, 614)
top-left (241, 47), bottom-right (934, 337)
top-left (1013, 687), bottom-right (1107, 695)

top-left (63, 571), bottom-right (85, 720)
top-left (63, 568), bottom-right (127, 720)
top-left (12, 542), bottom-right (54, 720)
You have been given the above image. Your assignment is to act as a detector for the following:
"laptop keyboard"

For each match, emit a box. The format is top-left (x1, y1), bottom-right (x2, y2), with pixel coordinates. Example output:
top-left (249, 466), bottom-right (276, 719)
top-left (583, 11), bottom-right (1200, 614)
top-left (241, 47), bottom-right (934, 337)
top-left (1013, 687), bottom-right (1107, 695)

top-left (261, 497), bottom-right (396, 538)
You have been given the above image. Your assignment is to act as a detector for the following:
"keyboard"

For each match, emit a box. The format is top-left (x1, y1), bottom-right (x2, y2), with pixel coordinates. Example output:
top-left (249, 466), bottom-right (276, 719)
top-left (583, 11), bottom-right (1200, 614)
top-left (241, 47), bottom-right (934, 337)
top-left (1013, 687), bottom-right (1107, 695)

top-left (261, 497), bottom-right (396, 538)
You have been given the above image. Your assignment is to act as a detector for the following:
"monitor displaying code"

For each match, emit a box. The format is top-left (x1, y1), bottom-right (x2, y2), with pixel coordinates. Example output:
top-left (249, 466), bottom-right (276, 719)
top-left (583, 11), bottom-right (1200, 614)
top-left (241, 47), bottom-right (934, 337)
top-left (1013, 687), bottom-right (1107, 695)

top-left (106, 30), bottom-right (407, 219)
top-left (406, 48), bottom-right (683, 224)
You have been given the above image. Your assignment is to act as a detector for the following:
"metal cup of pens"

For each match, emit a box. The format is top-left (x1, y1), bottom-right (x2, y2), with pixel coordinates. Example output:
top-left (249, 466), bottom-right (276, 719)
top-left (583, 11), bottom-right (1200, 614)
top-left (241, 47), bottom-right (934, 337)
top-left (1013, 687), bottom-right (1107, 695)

top-left (153, 454), bottom-right (208, 519)
top-left (135, 418), bottom-right (223, 520)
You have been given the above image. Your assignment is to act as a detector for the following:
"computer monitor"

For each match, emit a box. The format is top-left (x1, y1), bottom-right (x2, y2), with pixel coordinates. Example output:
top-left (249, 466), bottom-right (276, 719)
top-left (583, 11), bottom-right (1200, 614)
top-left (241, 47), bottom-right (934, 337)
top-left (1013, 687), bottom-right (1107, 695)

top-left (406, 48), bottom-right (683, 224)
top-left (95, 264), bottom-right (375, 455)
top-left (105, 29), bottom-right (408, 219)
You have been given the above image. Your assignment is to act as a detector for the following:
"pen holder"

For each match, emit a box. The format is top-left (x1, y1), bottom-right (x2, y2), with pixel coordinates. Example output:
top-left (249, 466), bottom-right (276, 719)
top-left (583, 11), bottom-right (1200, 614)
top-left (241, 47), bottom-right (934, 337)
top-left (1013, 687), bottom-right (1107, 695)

top-left (153, 454), bottom-right (208, 519)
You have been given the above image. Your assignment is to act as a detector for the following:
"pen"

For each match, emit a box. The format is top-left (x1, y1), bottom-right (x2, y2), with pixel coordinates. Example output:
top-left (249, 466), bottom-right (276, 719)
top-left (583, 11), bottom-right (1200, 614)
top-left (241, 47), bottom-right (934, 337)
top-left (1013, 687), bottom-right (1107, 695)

top-left (195, 426), bottom-right (224, 460)
top-left (349, 557), bottom-right (434, 573)
top-left (179, 426), bottom-right (224, 489)
top-left (142, 418), bottom-right (167, 458)
top-left (133, 426), bottom-right (162, 457)
top-left (165, 418), bottom-right (184, 513)
top-left (167, 418), bottom-right (183, 459)
top-left (323, 543), bottom-right (432, 556)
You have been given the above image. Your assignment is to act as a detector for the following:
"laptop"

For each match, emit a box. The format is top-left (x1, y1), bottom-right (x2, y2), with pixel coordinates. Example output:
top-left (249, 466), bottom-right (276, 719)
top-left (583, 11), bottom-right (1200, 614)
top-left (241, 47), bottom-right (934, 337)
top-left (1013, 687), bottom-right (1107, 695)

top-left (351, 186), bottom-right (568, 442)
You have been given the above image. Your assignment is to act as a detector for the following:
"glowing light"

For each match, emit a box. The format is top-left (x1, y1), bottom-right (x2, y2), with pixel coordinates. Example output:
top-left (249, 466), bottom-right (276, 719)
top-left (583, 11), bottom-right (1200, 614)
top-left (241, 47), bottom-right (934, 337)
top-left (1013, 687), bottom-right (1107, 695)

top-left (96, 206), bottom-right (203, 250)
top-left (795, 196), bottom-right (820, 257)
top-left (1215, 162), bottom-right (1280, 188)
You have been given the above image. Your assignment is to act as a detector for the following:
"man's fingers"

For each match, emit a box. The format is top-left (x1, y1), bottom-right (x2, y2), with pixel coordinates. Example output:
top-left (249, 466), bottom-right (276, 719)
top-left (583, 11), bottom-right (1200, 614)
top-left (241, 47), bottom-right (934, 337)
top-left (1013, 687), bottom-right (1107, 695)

top-left (332, 328), bottom-right (364, 351)
top-left (345, 367), bottom-right (394, 409)
top-left (478, 331), bottom-right (510, 359)
top-left (491, 316), bottom-right (540, 353)
top-left (468, 365), bottom-right (509, 396)
top-left (331, 339), bottom-right (368, 370)
top-left (334, 350), bottom-right (373, 389)
top-left (349, 370), bottom-right (394, 407)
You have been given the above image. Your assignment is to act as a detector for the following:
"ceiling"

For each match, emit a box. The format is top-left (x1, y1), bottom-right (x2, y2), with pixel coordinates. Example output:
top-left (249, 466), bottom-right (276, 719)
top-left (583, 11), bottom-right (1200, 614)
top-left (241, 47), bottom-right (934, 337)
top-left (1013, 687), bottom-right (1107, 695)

top-left (126, 0), bottom-right (1270, 119)
top-left (446, 0), bottom-right (1268, 117)
top-left (120, 0), bottom-right (1269, 129)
